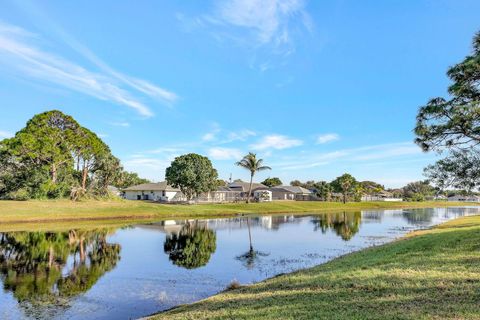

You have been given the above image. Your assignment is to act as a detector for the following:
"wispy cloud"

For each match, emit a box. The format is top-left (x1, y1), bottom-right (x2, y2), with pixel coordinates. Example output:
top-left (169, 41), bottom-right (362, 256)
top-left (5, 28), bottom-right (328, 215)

top-left (109, 121), bottom-right (130, 127)
top-left (272, 142), bottom-right (423, 171)
top-left (316, 133), bottom-right (339, 144)
top-left (0, 130), bottom-right (13, 139)
top-left (208, 147), bottom-right (243, 160)
top-left (215, 0), bottom-right (311, 49)
top-left (178, 0), bottom-right (312, 61)
top-left (0, 20), bottom-right (177, 117)
top-left (251, 134), bottom-right (303, 150)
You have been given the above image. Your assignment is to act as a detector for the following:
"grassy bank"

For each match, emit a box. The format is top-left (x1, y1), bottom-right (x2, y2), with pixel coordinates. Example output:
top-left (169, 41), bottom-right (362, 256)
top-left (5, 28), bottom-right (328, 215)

top-left (0, 199), bottom-right (476, 231)
top-left (152, 215), bottom-right (480, 320)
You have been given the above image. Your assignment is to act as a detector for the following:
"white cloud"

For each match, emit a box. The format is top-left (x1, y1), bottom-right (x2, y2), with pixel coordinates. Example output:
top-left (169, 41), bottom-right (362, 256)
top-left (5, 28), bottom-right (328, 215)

top-left (251, 134), bottom-right (303, 150)
top-left (223, 129), bottom-right (257, 143)
top-left (202, 122), bottom-right (221, 142)
top-left (110, 122), bottom-right (130, 127)
top-left (0, 130), bottom-right (13, 139)
top-left (316, 133), bottom-right (339, 144)
top-left (0, 21), bottom-right (177, 117)
top-left (208, 147), bottom-right (243, 160)
top-left (216, 0), bottom-right (311, 47)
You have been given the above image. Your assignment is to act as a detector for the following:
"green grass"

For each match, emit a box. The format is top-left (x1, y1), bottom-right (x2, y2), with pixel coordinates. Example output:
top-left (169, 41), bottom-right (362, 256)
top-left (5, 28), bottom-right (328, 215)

top-left (0, 199), bottom-right (475, 232)
top-left (151, 215), bottom-right (480, 320)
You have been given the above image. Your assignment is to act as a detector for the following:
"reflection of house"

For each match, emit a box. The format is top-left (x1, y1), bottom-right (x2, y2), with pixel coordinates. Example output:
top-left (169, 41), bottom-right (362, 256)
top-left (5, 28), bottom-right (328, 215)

top-left (447, 195), bottom-right (480, 202)
top-left (123, 182), bottom-right (185, 201)
top-left (361, 191), bottom-right (402, 202)
top-left (270, 186), bottom-right (313, 201)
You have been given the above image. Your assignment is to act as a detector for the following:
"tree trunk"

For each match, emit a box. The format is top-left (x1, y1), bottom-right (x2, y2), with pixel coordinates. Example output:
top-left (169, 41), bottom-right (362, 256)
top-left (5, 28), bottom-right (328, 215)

top-left (246, 173), bottom-right (254, 203)
top-left (343, 192), bottom-right (346, 204)
top-left (51, 163), bottom-right (57, 184)
top-left (82, 162), bottom-right (88, 190)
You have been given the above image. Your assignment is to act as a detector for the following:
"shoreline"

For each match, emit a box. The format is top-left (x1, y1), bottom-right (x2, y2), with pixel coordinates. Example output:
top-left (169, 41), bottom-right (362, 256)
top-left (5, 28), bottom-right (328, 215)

top-left (149, 214), bottom-right (480, 320)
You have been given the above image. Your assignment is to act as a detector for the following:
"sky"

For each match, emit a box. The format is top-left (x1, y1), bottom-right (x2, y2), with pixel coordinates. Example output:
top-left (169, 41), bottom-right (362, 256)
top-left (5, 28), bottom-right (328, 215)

top-left (0, 0), bottom-right (479, 188)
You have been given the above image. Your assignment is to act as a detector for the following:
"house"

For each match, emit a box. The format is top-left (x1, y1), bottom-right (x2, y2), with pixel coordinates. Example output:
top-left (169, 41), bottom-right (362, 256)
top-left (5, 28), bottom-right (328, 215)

top-left (447, 195), bottom-right (480, 202)
top-left (269, 186), bottom-right (313, 201)
top-left (361, 191), bottom-right (403, 202)
top-left (122, 182), bottom-right (185, 202)
top-left (227, 182), bottom-right (267, 198)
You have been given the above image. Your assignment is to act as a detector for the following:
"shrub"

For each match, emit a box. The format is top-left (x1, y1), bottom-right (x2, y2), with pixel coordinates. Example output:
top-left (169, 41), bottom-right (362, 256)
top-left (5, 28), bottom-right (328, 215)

top-left (7, 188), bottom-right (31, 201)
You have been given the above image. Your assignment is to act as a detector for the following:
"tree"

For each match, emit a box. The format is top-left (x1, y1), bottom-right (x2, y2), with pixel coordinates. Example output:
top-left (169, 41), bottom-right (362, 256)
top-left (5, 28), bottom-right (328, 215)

top-left (313, 181), bottom-right (332, 201)
top-left (415, 31), bottom-right (480, 151)
top-left (424, 150), bottom-right (480, 193)
top-left (331, 174), bottom-right (358, 204)
top-left (0, 110), bottom-right (140, 200)
top-left (165, 153), bottom-right (218, 201)
top-left (360, 181), bottom-right (384, 195)
top-left (115, 171), bottom-right (150, 189)
top-left (261, 177), bottom-right (282, 187)
top-left (235, 153), bottom-right (271, 203)
top-left (403, 180), bottom-right (435, 201)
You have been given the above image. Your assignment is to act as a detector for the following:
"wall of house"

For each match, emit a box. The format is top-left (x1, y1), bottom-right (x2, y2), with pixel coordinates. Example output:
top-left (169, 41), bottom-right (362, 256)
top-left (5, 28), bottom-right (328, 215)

top-left (124, 190), bottom-right (184, 201)
top-left (271, 191), bottom-right (295, 200)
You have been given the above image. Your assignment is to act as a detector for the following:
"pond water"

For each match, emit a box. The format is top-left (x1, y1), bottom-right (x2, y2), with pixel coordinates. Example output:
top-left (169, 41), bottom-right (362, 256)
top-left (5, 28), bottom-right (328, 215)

top-left (1, 207), bottom-right (479, 320)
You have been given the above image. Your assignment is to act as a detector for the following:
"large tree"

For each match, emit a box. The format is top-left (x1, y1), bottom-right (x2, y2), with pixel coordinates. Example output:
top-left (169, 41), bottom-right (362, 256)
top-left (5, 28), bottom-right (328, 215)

top-left (402, 180), bottom-right (435, 201)
top-left (165, 153), bottom-right (219, 201)
top-left (0, 110), bottom-right (139, 200)
top-left (235, 153), bottom-right (271, 203)
top-left (415, 31), bottom-right (480, 151)
top-left (331, 174), bottom-right (358, 204)
top-left (424, 150), bottom-right (480, 193)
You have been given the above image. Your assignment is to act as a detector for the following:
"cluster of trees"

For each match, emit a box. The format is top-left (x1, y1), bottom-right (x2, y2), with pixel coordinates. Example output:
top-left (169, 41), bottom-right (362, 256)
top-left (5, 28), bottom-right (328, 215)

top-left (0, 110), bottom-right (149, 200)
top-left (288, 175), bottom-right (443, 202)
top-left (416, 30), bottom-right (480, 193)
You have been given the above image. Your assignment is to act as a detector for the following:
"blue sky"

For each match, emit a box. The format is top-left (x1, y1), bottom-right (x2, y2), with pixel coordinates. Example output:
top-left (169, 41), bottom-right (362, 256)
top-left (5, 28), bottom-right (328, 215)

top-left (0, 0), bottom-right (479, 187)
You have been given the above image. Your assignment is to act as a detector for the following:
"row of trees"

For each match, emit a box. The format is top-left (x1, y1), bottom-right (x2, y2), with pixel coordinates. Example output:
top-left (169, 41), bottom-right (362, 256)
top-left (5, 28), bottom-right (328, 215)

top-left (0, 110), bottom-right (149, 200)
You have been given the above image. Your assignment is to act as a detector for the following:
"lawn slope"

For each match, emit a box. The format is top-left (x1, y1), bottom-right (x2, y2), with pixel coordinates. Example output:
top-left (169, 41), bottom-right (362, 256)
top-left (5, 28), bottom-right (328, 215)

top-left (152, 215), bottom-right (480, 320)
top-left (0, 199), bottom-right (473, 225)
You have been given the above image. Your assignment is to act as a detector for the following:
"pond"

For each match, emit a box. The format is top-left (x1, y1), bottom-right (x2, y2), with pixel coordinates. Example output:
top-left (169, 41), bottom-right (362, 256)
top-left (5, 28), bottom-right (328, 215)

top-left (1, 207), bottom-right (479, 319)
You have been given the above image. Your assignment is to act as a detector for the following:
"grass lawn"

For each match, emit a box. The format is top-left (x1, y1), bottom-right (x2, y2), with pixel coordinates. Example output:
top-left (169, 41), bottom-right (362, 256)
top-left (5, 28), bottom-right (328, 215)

top-left (151, 215), bottom-right (480, 320)
top-left (0, 199), bottom-right (475, 226)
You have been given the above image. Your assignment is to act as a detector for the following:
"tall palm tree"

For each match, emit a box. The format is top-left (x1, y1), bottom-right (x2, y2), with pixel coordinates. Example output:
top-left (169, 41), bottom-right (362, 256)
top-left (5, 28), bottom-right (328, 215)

top-left (235, 152), bottom-right (271, 203)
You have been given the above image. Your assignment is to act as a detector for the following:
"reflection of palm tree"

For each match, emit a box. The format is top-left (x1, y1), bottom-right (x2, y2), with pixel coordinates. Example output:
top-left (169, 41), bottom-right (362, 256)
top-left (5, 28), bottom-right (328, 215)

top-left (236, 217), bottom-right (268, 269)
top-left (163, 222), bottom-right (217, 269)
top-left (312, 212), bottom-right (361, 241)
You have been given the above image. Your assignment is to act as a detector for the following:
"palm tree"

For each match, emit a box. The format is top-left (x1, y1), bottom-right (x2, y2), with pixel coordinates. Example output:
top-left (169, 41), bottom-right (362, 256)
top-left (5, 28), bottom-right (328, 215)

top-left (235, 152), bottom-right (271, 203)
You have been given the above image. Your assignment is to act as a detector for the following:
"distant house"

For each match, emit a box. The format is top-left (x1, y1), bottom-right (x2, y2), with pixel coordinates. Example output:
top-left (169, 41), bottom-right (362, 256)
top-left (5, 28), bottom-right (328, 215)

top-left (227, 182), bottom-right (267, 198)
top-left (122, 182), bottom-right (185, 202)
top-left (269, 186), bottom-right (313, 201)
top-left (361, 191), bottom-right (403, 202)
top-left (447, 195), bottom-right (480, 202)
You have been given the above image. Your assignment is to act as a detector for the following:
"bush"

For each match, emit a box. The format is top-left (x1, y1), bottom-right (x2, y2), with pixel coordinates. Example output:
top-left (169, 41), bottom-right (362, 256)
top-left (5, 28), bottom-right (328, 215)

top-left (7, 188), bottom-right (31, 201)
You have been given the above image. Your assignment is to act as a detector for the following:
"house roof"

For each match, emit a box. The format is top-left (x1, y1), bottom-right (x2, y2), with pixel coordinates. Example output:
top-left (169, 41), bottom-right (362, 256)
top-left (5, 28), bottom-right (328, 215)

top-left (227, 182), bottom-right (267, 192)
top-left (270, 186), bottom-right (313, 194)
top-left (123, 181), bottom-right (180, 192)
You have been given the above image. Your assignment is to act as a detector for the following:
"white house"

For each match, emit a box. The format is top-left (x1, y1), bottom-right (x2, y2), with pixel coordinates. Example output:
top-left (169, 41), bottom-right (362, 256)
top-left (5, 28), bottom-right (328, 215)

top-left (122, 182), bottom-right (185, 202)
top-left (447, 195), bottom-right (480, 202)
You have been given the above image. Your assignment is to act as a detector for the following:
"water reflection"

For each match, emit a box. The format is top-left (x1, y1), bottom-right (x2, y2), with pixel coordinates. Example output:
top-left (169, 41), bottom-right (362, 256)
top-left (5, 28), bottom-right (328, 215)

top-left (163, 222), bottom-right (216, 269)
top-left (0, 207), bottom-right (478, 320)
top-left (311, 212), bottom-right (362, 241)
top-left (0, 230), bottom-right (120, 318)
